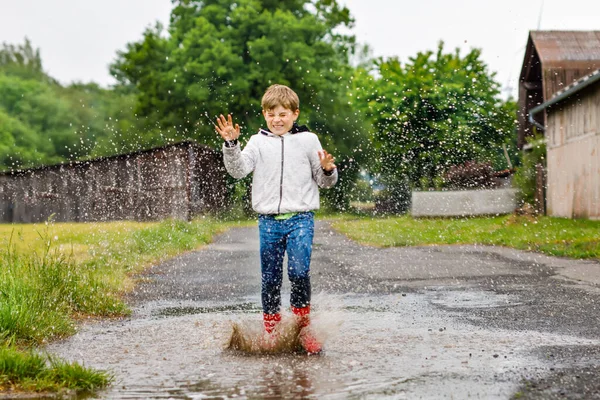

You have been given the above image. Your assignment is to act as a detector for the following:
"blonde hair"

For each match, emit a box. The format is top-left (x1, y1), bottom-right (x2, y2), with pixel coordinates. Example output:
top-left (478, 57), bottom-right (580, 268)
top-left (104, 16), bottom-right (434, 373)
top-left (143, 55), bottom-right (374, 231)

top-left (261, 84), bottom-right (300, 111)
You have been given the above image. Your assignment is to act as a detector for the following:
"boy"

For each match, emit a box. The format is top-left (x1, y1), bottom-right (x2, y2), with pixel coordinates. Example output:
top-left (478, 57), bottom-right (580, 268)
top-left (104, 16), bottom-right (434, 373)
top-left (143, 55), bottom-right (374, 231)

top-left (215, 84), bottom-right (337, 354)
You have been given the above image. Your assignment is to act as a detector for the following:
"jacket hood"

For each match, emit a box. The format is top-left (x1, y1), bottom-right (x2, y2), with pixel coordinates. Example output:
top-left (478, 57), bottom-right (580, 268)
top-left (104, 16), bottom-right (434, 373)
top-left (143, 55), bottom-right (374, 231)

top-left (259, 122), bottom-right (310, 136)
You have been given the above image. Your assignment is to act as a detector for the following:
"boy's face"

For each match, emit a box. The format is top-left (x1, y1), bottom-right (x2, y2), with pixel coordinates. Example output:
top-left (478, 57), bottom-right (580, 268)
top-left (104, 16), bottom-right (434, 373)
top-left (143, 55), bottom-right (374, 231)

top-left (262, 105), bottom-right (299, 136)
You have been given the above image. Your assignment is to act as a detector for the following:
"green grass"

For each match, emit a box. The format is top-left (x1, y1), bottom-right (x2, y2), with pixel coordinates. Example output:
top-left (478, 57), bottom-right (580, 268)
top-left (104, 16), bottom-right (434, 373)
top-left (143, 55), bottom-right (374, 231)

top-left (0, 345), bottom-right (111, 393)
top-left (0, 237), bottom-right (122, 344)
top-left (0, 216), bottom-right (250, 394)
top-left (331, 214), bottom-right (600, 259)
top-left (0, 217), bottom-right (248, 345)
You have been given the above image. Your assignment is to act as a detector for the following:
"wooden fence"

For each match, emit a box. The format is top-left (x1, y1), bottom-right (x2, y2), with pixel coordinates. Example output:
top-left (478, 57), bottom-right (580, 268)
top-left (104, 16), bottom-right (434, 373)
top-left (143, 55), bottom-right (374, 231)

top-left (0, 141), bottom-right (227, 223)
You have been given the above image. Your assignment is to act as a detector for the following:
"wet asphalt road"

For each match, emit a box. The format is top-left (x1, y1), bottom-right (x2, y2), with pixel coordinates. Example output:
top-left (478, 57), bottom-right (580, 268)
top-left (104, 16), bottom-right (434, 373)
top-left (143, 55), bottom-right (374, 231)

top-left (48, 221), bottom-right (600, 399)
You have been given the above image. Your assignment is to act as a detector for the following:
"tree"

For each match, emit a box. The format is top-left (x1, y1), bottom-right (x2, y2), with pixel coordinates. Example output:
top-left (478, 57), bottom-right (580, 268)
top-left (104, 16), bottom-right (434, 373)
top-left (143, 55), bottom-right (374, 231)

top-left (111, 0), bottom-right (369, 210)
top-left (0, 38), bottom-right (44, 80)
top-left (0, 109), bottom-right (49, 168)
top-left (0, 40), bottom-right (140, 170)
top-left (354, 42), bottom-right (516, 205)
top-left (111, 0), bottom-right (357, 142)
top-left (61, 82), bottom-right (139, 158)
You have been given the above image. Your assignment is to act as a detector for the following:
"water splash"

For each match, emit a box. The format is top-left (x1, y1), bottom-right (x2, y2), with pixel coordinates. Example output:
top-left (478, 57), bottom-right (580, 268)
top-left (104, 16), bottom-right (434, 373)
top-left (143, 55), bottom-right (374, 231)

top-left (227, 315), bottom-right (302, 354)
top-left (227, 293), bottom-right (344, 355)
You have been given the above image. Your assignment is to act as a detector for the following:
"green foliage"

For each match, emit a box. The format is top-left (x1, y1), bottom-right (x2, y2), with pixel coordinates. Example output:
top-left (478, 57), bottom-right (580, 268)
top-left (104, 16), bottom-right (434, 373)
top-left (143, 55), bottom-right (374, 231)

top-left (353, 42), bottom-right (516, 192)
top-left (513, 133), bottom-right (546, 205)
top-left (222, 176), bottom-right (254, 218)
top-left (349, 177), bottom-right (374, 203)
top-left (321, 159), bottom-right (359, 212)
top-left (112, 0), bottom-right (358, 139)
top-left (0, 108), bottom-right (50, 168)
top-left (0, 345), bottom-right (112, 392)
top-left (0, 40), bottom-right (140, 171)
top-left (0, 71), bottom-right (141, 170)
top-left (60, 83), bottom-right (139, 158)
top-left (0, 38), bottom-right (45, 80)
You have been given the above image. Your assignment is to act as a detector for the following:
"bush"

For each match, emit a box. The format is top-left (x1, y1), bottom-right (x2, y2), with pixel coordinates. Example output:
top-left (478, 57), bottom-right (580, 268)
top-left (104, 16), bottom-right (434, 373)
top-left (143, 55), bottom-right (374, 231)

top-left (513, 134), bottom-right (546, 205)
top-left (321, 159), bottom-right (359, 213)
top-left (443, 161), bottom-right (495, 190)
top-left (374, 180), bottom-right (411, 215)
top-left (349, 179), bottom-right (375, 203)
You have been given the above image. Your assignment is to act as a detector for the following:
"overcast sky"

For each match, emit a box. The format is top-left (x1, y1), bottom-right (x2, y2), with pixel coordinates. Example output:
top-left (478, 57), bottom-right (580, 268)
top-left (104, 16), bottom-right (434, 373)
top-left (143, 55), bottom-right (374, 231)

top-left (1, 0), bottom-right (599, 98)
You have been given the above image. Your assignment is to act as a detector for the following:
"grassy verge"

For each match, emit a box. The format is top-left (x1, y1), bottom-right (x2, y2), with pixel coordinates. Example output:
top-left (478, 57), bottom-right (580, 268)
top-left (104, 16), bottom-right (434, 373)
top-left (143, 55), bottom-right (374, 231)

top-left (0, 344), bottom-right (111, 394)
top-left (0, 216), bottom-right (250, 394)
top-left (330, 214), bottom-right (600, 259)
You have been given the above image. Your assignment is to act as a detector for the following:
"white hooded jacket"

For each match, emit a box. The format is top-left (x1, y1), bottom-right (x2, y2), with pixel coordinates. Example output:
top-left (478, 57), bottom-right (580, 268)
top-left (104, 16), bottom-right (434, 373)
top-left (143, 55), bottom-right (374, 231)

top-left (222, 127), bottom-right (338, 215)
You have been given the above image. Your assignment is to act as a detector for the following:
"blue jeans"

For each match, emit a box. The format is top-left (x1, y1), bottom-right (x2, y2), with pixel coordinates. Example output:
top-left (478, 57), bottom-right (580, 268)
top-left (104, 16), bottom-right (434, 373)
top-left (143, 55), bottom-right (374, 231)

top-left (258, 212), bottom-right (314, 315)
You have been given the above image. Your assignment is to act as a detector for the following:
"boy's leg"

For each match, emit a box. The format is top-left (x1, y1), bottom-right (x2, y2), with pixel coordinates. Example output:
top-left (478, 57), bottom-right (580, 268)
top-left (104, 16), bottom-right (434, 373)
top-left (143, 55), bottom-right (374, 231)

top-left (259, 216), bottom-right (286, 329)
top-left (286, 212), bottom-right (314, 311)
top-left (286, 213), bottom-right (322, 354)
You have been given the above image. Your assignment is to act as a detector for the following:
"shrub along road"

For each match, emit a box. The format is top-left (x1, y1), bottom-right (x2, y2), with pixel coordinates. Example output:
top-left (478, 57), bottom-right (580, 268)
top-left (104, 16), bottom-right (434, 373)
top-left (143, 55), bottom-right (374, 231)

top-left (48, 220), bottom-right (600, 399)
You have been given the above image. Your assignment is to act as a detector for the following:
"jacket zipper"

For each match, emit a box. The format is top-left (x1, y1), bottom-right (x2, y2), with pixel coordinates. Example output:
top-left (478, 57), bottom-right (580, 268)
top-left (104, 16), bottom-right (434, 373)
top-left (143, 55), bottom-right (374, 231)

top-left (277, 136), bottom-right (284, 214)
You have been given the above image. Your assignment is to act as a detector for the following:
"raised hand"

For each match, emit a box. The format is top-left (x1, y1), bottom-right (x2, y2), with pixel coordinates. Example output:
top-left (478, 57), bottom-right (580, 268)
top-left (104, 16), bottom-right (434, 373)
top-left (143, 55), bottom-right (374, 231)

top-left (215, 114), bottom-right (240, 141)
top-left (318, 149), bottom-right (336, 172)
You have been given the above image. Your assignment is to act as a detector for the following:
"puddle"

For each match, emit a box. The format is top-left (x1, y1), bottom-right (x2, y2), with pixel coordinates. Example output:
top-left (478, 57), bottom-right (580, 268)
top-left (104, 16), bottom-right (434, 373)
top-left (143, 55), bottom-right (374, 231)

top-left (429, 290), bottom-right (521, 310)
top-left (157, 302), bottom-right (260, 317)
top-left (47, 292), bottom-right (600, 399)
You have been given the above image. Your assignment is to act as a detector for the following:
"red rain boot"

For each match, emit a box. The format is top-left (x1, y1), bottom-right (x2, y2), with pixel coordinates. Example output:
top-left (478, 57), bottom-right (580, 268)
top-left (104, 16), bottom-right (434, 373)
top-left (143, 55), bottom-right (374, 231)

top-left (292, 306), bottom-right (322, 354)
top-left (263, 312), bottom-right (281, 334)
top-left (260, 312), bottom-right (281, 351)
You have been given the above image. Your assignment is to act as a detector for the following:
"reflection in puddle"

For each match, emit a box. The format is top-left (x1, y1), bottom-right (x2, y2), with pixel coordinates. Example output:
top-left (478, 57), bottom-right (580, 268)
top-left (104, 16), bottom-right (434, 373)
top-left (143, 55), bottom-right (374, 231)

top-left (162, 358), bottom-right (317, 399)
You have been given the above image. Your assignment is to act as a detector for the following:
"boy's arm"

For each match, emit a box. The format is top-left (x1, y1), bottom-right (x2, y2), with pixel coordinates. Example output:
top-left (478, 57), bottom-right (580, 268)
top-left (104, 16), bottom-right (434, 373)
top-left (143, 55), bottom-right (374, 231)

top-left (216, 114), bottom-right (257, 179)
top-left (309, 136), bottom-right (338, 188)
top-left (222, 137), bottom-right (258, 179)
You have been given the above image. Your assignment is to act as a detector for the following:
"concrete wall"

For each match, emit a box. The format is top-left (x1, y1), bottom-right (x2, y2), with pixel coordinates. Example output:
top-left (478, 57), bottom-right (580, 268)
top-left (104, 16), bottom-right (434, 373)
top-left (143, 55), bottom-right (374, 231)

top-left (545, 82), bottom-right (600, 219)
top-left (411, 188), bottom-right (518, 217)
